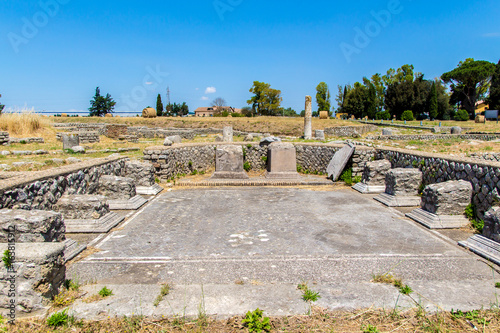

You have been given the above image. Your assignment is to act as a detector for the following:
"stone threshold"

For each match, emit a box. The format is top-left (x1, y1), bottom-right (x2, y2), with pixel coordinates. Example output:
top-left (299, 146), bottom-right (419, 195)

top-left (406, 208), bottom-right (470, 229)
top-left (352, 183), bottom-right (385, 194)
top-left (374, 193), bottom-right (421, 207)
top-left (459, 235), bottom-right (500, 266)
top-left (136, 184), bottom-right (164, 196)
top-left (108, 195), bottom-right (149, 210)
top-left (64, 212), bottom-right (125, 233)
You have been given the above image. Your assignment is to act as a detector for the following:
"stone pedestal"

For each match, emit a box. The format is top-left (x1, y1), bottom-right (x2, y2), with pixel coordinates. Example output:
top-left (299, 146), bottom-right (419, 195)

top-left (326, 143), bottom-right (355, 181)
top-left (0, 243), bottom-right (65, 317)
top-left (123, 161), bottom-right (161, 195)
top-left (406, 180), bottom-right (472, 229)
top-left (211, 145), bottom-right (249, 180)
top-left (315, 130), bottom-right (325, 141)
top-left (375, 168), bottom-right (422, 207)
top-left (62, 134), bottom-right (79, 150)
top-left (265, 142), bottom-right (299, 179)
top-left (304, 96), bottom-right (312, 140)
top-left (0, 209), bottom-right (65, 243)
top-left (353, 159), bottom-right (391, 194)
top-left (223, 126), bottom-right (233, 143)
top-left (53, 195), bottom-right (109, 220)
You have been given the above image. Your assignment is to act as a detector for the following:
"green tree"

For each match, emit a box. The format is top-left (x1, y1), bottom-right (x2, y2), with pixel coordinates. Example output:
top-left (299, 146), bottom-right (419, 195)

top-left (247, 81), bottom-right (282, 116)
top-left (435, 79), bottom-right (452, 120)
top-left (211, 97), bottom-right (227, 113)
top-left (343, 82), bottom-right (366, 118)
top-left (88, 87), bottom-right (116, 117)
top-left (384, 65), bottom-right (416, 119)
top-left (156, 94), bottom-right (164, 117)
top-left (370, 73), bottom-right (386, 112)
top-left (363, 78), bottom-right (377, 119)
top-left (428, 81), bottom-right (438, 119)
top-left (316, 82), bottom-right (331, 114)
top-left (412, 74), bottom-right (432, 119)
top-left (335, 85), bottom-right (350, 114)
top-left (488, 60), bottom-right (500, 110)
top-left (442, 58), bottom-right (496, 119)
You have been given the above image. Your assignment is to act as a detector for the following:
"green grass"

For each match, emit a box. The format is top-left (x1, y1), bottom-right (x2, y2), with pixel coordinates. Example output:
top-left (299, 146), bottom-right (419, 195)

top-left (2, 250), bottom-right (12, 269)
top-left (47, 310), bottom-right (73, 328)
top-left (98, 286), bottom-right (113, 298)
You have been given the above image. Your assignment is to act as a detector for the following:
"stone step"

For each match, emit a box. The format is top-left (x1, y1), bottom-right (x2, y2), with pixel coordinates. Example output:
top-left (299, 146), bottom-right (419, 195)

top-left (65, 212), bottom-right (125, 233)
top-left (352, 182), bottom-right (385, 194)
top-left (64, 239), bottom-right (87, 262)
top-left (135, 184), bottom-right (163, 196)
top-left (459, 235), bottom-right (500, 266)
top-left (406, 208), bottom-right (470, 229)
top-left (108, 195), bottom-right (148, 210)
top-left (374, 193), bottom-right (421, 207)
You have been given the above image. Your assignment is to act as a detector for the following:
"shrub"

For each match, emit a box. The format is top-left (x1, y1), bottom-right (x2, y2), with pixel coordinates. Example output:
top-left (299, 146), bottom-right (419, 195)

top-left (47, 310), bottom-right (71, 328)
top-left (98, 286), bottom-right (113, 297)
top-left (2, 250), bottom-right (12, 269)
top-left (340, 168), bottom-right (354, 186)
top-left (455, 109), bottom-right (469, 121)
top-left (242, 308), bottom-right (271, 332)
top-left (243, 161), bottom-right (251, 172)
top-left (375, 111), bottom-right (391, 120)
top-left (401, 110), bottom-right (414, 121)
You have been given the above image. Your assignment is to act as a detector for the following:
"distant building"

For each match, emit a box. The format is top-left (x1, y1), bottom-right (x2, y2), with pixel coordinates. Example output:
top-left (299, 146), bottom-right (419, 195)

top-left (476, 100), bottom-right (489, 113)
top-left (194, 106), bottom-right (242, 117)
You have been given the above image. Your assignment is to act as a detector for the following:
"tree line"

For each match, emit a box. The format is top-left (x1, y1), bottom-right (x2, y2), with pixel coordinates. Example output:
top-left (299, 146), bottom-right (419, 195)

top-left (336, 59), bottom-right (500, 121)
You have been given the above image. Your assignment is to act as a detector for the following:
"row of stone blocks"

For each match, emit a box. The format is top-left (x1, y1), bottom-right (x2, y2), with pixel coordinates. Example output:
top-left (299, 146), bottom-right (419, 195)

top-left (0, 132), bottom-right (8, 146)
top-left (353, 159), bottom-right (473, 229)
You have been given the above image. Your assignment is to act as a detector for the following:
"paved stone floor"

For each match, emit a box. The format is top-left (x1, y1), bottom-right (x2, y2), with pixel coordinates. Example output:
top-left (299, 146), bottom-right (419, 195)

top-left (67, 188), bottom-right (498, 319)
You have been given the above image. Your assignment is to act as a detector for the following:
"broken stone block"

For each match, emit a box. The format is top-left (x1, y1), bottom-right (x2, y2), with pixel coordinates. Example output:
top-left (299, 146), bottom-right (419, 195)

top-left (327, 143), bottom-right (355, 181)
top-left (374, 168), bottom-right (422, 207)
top-left (385, 168), bottom-right (422, 196)
top-left (166, 135), bottom-right (182, 144)
top-left (315, 130), bottom-right (325, 141)
top-left (62, 134), bottom-right (79, 150)
top-left (223, 126), bottom-right (233, 142)
top-left (481, 207), bottom-right (500, 243)
top-left (53, 195), bottom-right (109, 220)
top-left (451, 126), bottom-right (462, 134)
top-left (212, 145), bottom-right (248, 179)
top-left (421, 180), bottom-right (472, 215)
top-left (98, 175), bottom-right (136, 200)
top-left (265, 142), bottom-right (299, 179)
top-left (260, 136), bottom-right (281, 145)
top-left (353, 159), bottom-right (391, 194)
top-left (0, 242), bottom-right (65, 317)
top-left (406, 180), bottom-right (472, 229)
top-left (123, 161), bottom-right (156, 187)
top-left (0, 209), bottom-right (65, 243)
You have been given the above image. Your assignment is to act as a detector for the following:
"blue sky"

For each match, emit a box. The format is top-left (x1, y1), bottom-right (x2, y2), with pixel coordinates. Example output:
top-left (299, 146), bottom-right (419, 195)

top-left (1, 0), bottom-right (499, 115)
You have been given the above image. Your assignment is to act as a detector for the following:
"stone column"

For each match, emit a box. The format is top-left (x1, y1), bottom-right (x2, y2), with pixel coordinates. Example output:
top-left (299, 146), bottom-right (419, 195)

top-left (304, 96), bottom-right (312, 139)
top-left (223, 126), bottom-right (233, 142)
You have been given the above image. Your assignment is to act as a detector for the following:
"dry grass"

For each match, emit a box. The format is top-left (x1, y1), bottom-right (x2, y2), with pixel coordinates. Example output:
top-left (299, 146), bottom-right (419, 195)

top-left (0, 112), bottom-right (52, 137)
top-left (6, 307), bottom-right (500, 332)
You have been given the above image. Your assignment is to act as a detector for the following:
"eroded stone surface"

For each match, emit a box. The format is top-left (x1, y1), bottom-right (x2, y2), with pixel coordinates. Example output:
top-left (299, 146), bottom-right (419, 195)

top-left (0, 209), bottom-right (65, 243)
top-left (422, 180), bottom-right (472, 215)
top-left (98, 175), bottom-right (136, 200)
top-left (212, 145), bottom-right (248, 179)
top-left (53, 195), bottom-right (109, 220)
top-left (327, 143), bottom-right (355, 181)
top-left (123, 161), bottom-right (156, 187)
top-left (266, 142), bottom-right (299, 179)
top-left (223, 127), bottom-right (233, 143)
top-left (62, 134), bottom-right (79, 150)
top-left (304, 96), bottom-right (312, 139)
top-left (362, 159), bottom-right (391, 186)
top-left (385, 168), bottom-right (422, 196)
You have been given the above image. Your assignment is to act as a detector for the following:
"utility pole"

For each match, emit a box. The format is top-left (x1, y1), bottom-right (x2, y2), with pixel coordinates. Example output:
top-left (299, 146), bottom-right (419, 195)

top-left (166, 87), bottom-right (171, 105)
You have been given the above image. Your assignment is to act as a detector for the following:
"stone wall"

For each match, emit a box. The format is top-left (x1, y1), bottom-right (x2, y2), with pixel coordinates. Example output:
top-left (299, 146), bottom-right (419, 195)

top-left (368, 134), bottom-right (500, 141)
top-left (105, 124), bottom-right (128, 139)
top-left (376, 147), bottom-right (500, 219)
top-left (469, 152), bottom-right (500, 162)
top-left (0, 157), bottom-right (126, 211)
top-left (324, 125), bottom-right (378, 137)
top-left (52, 123), bottom-right (107, 135)
top-left (56, 131), bottom-right (100, 143)
top-left (0, 132), bottom-right (9, 146)
top-left (144, 143), bottom-right (375, 180)
top-left (9, 137), bottom-right (44, 144)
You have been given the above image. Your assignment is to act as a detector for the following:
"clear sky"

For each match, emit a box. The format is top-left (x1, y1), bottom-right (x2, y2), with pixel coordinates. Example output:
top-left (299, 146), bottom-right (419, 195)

top-left (1, 0), bottom-right (499, 115)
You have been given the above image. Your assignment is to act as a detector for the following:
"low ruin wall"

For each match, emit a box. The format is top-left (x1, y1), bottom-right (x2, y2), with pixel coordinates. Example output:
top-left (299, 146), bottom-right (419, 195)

top-left (368, 134), bottom-right (500, 141)
top-left (324, 125), bottom-right (378, 137)
top-left (52, 123), bottom-right (107, 135)
top-left (56, 131), bottom-right (100, 143)
top-left (0, 156), bottom-right (126, 211)
top-left (143, 143), bottom-right (375, 180)
top-left (9, 137), bottom-right (44, 144)
top-left (0, 132), bottom-right (9, 146)
top-left (376, 147), bottom-right (500, 219)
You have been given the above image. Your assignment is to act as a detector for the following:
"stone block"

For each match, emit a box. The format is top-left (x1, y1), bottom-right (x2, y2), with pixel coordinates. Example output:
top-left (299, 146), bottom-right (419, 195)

top-left (315, 130), bottom-right (325, 141)
top-left (62, 134), bottom-right (79, 150)
top-left (123, 161), bottom-right (156, 187)
top-left (406, 208), bottom-right (470, 229)
top-left (53, 195), bottom-right (109, 220)
top-left (64, 212), bottom-right (125, 233)
top-left (163, 138), bottom-right (173, 146)
top-left (107, 195), bottom-right (148, 210)
top-left (353, 159), bottom-right (391, 194)
top-left (385, 168), bottom-right (422, 196)
top-left (0, 209), bottom-right (65, 243)
top-left (451, 126), bottom-right (462, 134)
top-left (265, 142), bottom-right (299, 179)
top-left (382, 129), bottom-right (393, 136)
top-left (0, 242), bottom-right (65, 317)
top-left (326, 143), bottom-right (355, 181)
top-left (98, 175), bottom-right (136, 200)
top-left (244, 134), bottom-right (254, 141)
top-left (459, 235), bottom-right (500, 266)
top-left (260, 136), bottom-right (281, 145)
top-left (421, 180), bottom-right (472, 215)
top-left (223, 126), bottom-right (233, 142)
top-left (166, 135), bottom-right (182, 144)
top-left (482, 206), bottom-right (500, 243)
top-left (212, 145), bottom-right (248, 179)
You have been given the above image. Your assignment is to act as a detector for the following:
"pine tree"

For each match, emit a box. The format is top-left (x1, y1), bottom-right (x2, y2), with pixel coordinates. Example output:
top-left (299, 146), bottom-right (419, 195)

top-left (489, 60), bottom-right (500, 110)
top-left (156, 94), bottom-right (164, 117)
top-left (89, 87), bottom-right (116, 117)
top-left (428, 81), bottom-right (438, 120)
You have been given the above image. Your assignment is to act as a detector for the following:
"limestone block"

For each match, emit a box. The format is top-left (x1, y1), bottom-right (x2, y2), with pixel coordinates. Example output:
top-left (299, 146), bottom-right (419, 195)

top-left (212, 145), bottom-right (248, 179)
top-left (166, 135), bottom-right (182, 144)
top-left (266, 142), bottom-right (299, 179)
top-left (0, 209), bottom-right (65, 243)
top-left (315, 130), bottom-right (325, 141)
top-left (421, 180), bottom-right (472, 215)
top-left (53, 195), bottom-right (109, 220)
top-left (123, 161), bottom-right (156, 187)
top-left (385, 168), bottom-right (422, 196)
top-left (0, 243), bottom-right (65, 316)
top-left (260, 137), bottom-right (281, 145)
top-left (163, 138), bottom-right (173, 146)
top-left (451, 126), bottom-right (462, 134)
top-left (483, 207), bottom-right (500, 242)
top-left (62, 134), bottom-right (79, 150)
top-left (362, 159), bottom-right (391, 186)
top-left (98, 175), bottom-right (136, 200)
top-left (327, 143), bottom-right (355, 181)
top-left (223, 126), bottom-right (233, 142)
top-left (382, 129), bottom-right (393, 136)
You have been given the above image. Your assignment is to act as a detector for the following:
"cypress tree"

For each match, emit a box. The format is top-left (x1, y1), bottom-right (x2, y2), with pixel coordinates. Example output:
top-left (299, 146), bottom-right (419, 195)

top-left (156, 94), bottom-right (164, 117)
top-left (428, 81), bottom-right (438, 120)
top-left (489, 60), bottom-right (500, 110)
